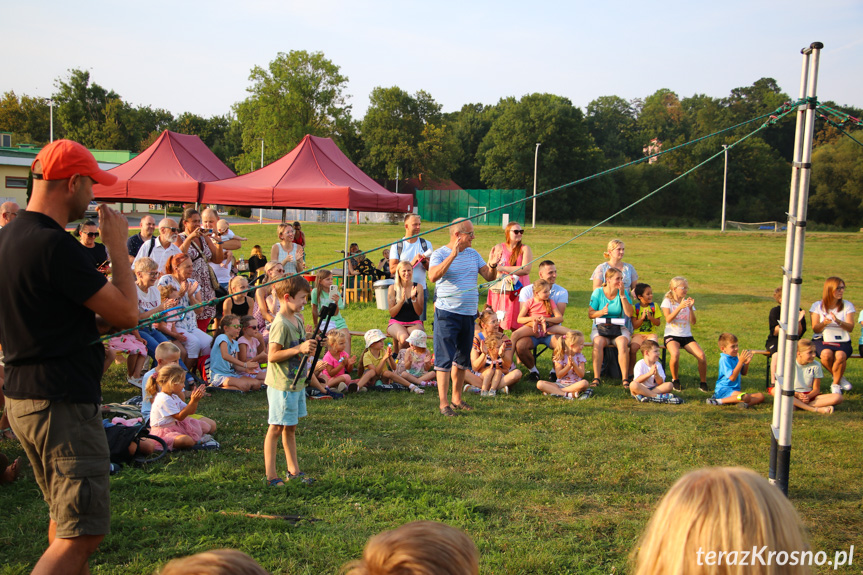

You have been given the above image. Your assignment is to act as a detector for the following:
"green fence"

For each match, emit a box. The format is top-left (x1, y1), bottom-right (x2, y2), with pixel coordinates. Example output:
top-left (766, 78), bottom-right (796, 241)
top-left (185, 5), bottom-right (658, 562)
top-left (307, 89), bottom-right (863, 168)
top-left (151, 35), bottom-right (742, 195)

top-left (415, 189), bottom-right (526, 226)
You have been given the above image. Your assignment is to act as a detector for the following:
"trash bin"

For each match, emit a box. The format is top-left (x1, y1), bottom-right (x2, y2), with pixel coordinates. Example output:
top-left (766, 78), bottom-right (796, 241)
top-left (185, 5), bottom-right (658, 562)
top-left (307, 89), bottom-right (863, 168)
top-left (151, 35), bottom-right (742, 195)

top-left (374, 279), bottom-right (394, 311)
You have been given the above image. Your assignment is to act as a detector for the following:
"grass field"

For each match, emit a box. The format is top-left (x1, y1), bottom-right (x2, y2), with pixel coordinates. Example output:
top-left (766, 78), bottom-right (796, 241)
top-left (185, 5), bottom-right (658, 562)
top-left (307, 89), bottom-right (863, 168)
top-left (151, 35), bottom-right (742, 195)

top-left (2, 221), bottom-right (862, 574)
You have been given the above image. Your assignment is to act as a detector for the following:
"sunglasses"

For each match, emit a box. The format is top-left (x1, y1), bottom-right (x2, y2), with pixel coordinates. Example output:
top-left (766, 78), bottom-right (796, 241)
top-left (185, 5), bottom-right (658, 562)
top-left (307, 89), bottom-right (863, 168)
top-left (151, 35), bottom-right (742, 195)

top-left (85, 232), bottom-right (99, 238)
top-left (511, 230), bottom-right (524, 235)
top-left (161, 227), bottom-right (179, 233)
top-left (228, 324), bottom-right (241, 329)
top-left (245, 325), bottom-right (259, 330)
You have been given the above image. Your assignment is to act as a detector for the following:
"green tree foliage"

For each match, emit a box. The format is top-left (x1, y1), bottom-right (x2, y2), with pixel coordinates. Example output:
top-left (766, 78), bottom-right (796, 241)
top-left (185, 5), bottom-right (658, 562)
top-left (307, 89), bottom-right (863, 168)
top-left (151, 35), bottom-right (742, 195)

top-left (446, 103), bottom-right (495, 188)
top-left (361, 87), bottom-right (458, 180)
top-left (809, 130), bottom-right (863, 227)
top-left (586, 95), bottom-right (640, 163)
top-left (0, 91), bottom-right (53, 144)
top-left (233, 50), bottom-right (351, 172)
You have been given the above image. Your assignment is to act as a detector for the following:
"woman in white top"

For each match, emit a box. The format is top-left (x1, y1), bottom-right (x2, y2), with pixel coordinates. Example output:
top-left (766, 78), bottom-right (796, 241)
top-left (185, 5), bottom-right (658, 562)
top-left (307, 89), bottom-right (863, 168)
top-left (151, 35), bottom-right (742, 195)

top-left (270, 223), bottom-right (305, 276)
top-left (810, 277), bottom-right (856, 394)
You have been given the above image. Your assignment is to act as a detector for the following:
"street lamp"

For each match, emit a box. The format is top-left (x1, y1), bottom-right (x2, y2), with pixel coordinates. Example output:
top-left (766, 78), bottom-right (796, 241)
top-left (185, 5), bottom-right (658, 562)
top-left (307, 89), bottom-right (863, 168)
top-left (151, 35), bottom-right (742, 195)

top-left (721, 144), bottom-right (728, 232)
top-left (532, 143), bottom-right (541, 229)
top-left (256, 138), bottom-right (264, 223)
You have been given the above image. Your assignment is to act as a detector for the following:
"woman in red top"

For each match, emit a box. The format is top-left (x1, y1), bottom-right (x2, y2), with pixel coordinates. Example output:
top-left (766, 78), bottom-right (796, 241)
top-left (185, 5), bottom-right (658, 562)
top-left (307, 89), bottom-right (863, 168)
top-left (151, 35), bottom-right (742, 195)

top-left (486, 222), bottom-right (533, 331)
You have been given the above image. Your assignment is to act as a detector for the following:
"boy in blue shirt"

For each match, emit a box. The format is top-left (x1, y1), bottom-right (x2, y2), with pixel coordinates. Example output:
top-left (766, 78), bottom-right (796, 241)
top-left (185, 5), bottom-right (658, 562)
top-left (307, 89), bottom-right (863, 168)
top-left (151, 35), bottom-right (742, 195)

top-left (707, 333), bottom-right (765, 408)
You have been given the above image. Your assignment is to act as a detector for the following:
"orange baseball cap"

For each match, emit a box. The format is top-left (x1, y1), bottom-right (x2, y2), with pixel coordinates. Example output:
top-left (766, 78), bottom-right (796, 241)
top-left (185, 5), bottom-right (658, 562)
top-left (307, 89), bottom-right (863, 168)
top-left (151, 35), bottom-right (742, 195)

top-left (31, 139), bottom-right (117, 186)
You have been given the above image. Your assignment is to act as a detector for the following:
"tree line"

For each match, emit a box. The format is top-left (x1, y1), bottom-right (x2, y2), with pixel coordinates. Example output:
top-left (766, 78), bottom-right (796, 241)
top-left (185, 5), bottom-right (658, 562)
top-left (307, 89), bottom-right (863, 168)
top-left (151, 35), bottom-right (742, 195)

top-left (1, 50), bottom-right (860, 227)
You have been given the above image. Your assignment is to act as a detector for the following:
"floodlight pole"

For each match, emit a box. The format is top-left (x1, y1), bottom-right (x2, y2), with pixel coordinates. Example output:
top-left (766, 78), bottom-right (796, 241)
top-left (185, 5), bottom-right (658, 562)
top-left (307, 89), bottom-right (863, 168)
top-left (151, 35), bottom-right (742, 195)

top-left (769, 42), bottom-right (822, 497)
top-left (721, 145), bottom-right (728, 232)
top-left (532, 143), bottom-right (540, 228)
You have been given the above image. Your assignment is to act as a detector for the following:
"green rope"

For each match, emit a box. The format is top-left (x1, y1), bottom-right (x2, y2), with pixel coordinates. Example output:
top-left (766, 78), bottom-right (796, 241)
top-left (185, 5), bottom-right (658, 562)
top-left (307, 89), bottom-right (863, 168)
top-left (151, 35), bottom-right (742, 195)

top-left (442, 103), bottom-right (800, 299)
top-left (817, 108), bottom-right (863, 149)
top-left (96, 99), bottom-right (805, 343)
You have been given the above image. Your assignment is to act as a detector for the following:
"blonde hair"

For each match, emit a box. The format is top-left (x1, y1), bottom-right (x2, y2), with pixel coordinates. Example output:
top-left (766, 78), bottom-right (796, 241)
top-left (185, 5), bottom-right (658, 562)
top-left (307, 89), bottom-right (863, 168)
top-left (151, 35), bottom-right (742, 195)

top-left (158, 548), bottom-right (270, 575)
top-left (229, 275), bottom-right (248, 294)
top-left (631, 467), bottom-right (812, 575)
top-left (603, 238), bottom-right (624, 261)
top-left (532, 279), bottom-right (553, 316)
top-left (133, 257), bottom-right (158, 273)
top-left (664, 276), bottom-right (688, 303)
top-left (146, 364), bottom-right (186, 402)
top-left (250, 244), bottom-right (263, 258)
top-left (603, 267), bottom-right (622, 287)
top-left (393, 260), bottom-right (414, 303)
top-left (553, 330), bottom-right (584, 361)
top-left (485, 331), bottom-right (502, 358)
top-left (341, 521), bottom-right (479, 575)
top-left (327, 330), bottom-right (347, 351)
top-left (797, 339), bottom-right (814, 354)
top-left (159, 284), bottom-right (177, 301)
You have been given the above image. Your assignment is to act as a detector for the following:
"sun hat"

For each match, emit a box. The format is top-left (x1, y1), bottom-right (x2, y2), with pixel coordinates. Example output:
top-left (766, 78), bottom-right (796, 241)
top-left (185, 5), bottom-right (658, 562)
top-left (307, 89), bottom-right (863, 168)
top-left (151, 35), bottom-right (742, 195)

top-left (32, 139), bottom-right (117, 186)
top-left (406, 330), bottom-right (428, 348)
top-left (364, 329), bottom-right (387, 348)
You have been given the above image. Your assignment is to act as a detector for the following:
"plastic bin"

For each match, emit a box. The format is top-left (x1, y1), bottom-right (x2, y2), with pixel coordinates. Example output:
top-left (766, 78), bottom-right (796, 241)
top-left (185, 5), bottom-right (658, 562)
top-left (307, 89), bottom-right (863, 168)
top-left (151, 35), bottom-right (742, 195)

top-left (374, 279), bottom-right (394, 310)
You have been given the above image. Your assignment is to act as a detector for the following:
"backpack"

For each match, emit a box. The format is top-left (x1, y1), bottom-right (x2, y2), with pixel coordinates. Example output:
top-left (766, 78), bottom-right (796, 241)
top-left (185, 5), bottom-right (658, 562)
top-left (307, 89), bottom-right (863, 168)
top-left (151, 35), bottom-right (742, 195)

top-left (396, 238), bottom-right (428, 260)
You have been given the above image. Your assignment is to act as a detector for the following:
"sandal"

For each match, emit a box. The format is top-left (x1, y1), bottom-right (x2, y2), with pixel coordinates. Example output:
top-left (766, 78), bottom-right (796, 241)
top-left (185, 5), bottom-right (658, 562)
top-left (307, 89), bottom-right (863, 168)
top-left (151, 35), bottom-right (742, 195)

top-left (266, 477), bottom-right (285, 487)
top-left (590, 378), bottom-right (601, 387)
top-left (622, 379), bottom-right (631, 389)
top-left (451, 401), bottom-right (473, 411)
top-left (287, 471), bottom-right (316, 484)
top-left (0, 428), bottom-right (15, 441)
top-left (440, 406), bottom-right (457, 417)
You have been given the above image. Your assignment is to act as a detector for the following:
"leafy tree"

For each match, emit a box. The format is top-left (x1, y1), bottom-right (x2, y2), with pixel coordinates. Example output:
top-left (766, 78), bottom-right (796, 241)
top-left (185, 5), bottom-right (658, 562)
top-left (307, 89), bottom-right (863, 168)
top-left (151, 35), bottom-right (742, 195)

top-left (809, 130), bottom-right (863, 227)
top-left (0, 91), bottom-right (53, 144)
top-left (447, 103), bottom-right (495, 188)
top-left (637, 89), bottom-right (684, 145)
top-left (233, 50), bottom-right (351, 170)
top-left (586, 95), bottom-right (640, 163)
top-left (477, 93), bottom-right (604, 223)
top-left (361, 87), bottom-right (457, 181)
top-left (53, 69), bottom-right (128, 148)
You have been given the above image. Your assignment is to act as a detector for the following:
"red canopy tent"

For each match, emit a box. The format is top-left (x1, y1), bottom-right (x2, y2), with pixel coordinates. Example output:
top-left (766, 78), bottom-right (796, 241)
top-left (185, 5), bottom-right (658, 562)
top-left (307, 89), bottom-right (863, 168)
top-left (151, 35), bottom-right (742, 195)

top-left (200, 134), bottom-right (413, 213)
top-left (92, 130), bottom-right (236, 203)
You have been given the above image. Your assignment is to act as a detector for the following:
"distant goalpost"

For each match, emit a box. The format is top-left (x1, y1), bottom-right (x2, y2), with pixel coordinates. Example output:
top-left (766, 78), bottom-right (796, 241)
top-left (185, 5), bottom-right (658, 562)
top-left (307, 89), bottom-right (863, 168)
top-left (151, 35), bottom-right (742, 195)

top-left (467, 206), bottom-right (487, 224)
top-left (725, 220), bottom-right (785, 232)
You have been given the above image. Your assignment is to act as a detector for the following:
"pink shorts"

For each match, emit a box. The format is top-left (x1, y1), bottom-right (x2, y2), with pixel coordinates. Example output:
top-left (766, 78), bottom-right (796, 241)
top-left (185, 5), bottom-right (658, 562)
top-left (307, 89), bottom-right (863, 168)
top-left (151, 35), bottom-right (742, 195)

top-left (107, 334), bottom-right (147, 355)
top-left (150, 418), bottom-right (204, 450)
top-left (388, 319), bottom-right (423, 327)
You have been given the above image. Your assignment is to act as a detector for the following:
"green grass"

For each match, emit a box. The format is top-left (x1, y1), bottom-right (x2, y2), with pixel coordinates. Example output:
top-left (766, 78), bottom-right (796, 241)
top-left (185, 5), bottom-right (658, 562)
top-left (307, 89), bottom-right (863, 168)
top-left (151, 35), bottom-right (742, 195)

top-left (2, 222), bottom-right (862, 574)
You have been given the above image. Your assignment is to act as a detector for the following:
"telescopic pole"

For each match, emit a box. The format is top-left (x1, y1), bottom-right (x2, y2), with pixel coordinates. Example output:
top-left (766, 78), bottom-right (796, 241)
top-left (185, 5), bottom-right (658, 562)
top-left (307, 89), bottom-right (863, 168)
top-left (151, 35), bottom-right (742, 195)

top-left (769, 42), bottom-right (822, 496)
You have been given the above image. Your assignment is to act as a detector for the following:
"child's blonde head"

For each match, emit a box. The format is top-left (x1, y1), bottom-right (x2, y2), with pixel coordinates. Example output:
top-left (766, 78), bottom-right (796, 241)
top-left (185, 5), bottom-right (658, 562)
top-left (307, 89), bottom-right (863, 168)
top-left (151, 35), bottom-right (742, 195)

top-left (553, 330), bottom-right (583, 361)
top-left (631, 467), bottom-right (811, 575)
top-left (229, 275), bottom-right (248, 294)
top-left (158, 548), bottom-right (270, 575)
top-left (718, 332), bottom-right (738, 350)
top-left (532, 278), bottom-right (553, 315)
top-left (150, 364), bottom-right (185, 397)
top-left (485, 332), bottom-right (502, 356)
top-left (155, 342), bottom-right (181, 362)
top-left (797, 339), bottom-right (814, 354)
top-left (158, 284), bottom-right (177, 300)
top-left (341, 521), bottom-right (479, 575)
top-left (664, 276), bottom-right (688, 303)
top-left (327, 330), bottom-right (347, 351)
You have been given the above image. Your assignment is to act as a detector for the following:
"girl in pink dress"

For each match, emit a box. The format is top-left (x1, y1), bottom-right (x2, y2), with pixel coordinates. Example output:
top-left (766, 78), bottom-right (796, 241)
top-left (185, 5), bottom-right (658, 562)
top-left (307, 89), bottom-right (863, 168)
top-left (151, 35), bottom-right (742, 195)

top-left (486, 222), bottom-right (533, 331)
top-left (511, 279), bottom-right (568, 350)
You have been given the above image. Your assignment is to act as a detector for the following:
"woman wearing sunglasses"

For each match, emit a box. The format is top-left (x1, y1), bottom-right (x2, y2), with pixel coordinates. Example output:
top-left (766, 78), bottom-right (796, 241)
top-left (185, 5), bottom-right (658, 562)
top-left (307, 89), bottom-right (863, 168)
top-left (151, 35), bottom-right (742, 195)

top-left (486, 222), bottom-right (533, 331)
top-left (76, 219), bottom-right (111, 275)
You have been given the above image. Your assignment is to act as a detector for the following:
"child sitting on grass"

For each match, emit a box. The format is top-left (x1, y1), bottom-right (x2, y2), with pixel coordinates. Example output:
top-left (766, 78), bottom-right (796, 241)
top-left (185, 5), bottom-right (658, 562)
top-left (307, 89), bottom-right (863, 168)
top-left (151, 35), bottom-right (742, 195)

top-left (237, 315), bottom-right (267, 376)
top-left (210, 314), bottom-right (265, 392)
top-left (629, 282), bottom-right (661, 379)
top-left (264, 276), bottom-right (317, 486)
top-left (629, 339), bottom-right (683, 404)
top-left (706, 333), bottom-right (764, 408)
top-left (768, 339), bottom-right (842, 415)
top-left (479, 331), bottom-right (505, 397)
top-left (148, 365), bottom-right (217, 451)
top-left (395, 330), bottom-right (436, 386)
top-left (357, 329), bottom-right (422, 394)
top-left (537, 330), bottom-right (593, 400)
top-left (320, 330), bottom-right (355, 391)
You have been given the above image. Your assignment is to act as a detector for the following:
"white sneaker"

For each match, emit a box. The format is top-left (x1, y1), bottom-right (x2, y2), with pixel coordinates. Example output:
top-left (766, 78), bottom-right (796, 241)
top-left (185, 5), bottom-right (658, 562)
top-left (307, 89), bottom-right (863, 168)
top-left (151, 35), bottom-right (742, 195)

top-left (411, 386), bottom-right (424, 395)
top-left (839, 376), bottom-right (852, 391)
top-left (831, 383), bottom-right (842, 395)
top-left (488, 389), bottom-right (497, 397)
top-left (336, 382), bottom-right (349, 393)
top-left (127, 376), bottom-right (142, 388)
top-left (502, 385), bottom-right (509, 395)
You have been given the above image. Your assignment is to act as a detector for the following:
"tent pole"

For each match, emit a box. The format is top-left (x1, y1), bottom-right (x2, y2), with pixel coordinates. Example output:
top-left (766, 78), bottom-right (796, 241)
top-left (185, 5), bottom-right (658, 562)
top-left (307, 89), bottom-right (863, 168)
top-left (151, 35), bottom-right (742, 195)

top-left (343, 208), bottom-right (350, 301)
top-left (770, 42), bottom-right (822, 497)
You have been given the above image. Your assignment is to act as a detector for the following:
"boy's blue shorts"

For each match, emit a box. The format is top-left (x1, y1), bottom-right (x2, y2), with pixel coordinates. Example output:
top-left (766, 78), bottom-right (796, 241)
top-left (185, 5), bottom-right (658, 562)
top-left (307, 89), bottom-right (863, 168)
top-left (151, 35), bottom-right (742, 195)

top-left (267, 386), bottom-right (307, 426)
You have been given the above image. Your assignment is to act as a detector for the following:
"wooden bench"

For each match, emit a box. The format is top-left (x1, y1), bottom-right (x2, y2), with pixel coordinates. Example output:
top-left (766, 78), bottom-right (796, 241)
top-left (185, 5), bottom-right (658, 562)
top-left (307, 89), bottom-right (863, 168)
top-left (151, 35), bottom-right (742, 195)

top-left (754, 349), bottom-right (862, 388)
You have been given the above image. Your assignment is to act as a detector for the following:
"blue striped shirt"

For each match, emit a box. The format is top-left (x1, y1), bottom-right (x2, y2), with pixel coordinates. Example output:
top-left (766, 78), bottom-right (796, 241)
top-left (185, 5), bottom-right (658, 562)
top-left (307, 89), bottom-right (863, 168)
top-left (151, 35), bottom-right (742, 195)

top-left (430, 246), bottom-right (486, 316)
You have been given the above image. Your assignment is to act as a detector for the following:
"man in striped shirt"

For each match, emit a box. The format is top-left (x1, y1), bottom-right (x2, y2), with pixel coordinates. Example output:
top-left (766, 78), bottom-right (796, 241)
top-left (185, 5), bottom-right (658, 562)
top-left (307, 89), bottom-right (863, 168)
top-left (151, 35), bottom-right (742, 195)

top-left (428, 219), bottom-right (499, 417)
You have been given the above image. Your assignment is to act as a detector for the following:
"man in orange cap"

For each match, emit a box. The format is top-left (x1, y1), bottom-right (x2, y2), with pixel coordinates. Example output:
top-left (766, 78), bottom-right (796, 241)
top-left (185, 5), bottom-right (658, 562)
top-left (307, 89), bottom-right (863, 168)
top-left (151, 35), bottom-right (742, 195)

top-left (0, 140), bottom-right (138, 574)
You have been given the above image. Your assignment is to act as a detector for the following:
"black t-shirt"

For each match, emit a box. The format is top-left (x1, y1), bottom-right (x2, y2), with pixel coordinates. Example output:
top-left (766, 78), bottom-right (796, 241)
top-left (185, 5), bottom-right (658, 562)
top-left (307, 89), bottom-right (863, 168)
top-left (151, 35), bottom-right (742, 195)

top-left (127, 232), bottom-right (146, 258)
top-left (0, 212), bottom-right (108, 402)
top-left (248, 255), bottom-right (267, 276)
top-left (81, 241), bottom-right (109, 270)
top-left (766, 304), bottom-right (807, 352)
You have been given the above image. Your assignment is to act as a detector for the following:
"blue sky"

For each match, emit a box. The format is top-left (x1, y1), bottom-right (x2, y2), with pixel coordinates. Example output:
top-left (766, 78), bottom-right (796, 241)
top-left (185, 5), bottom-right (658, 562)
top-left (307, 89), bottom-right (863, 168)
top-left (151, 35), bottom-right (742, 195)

top-left (3, 0), bottom-right (860, 119)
